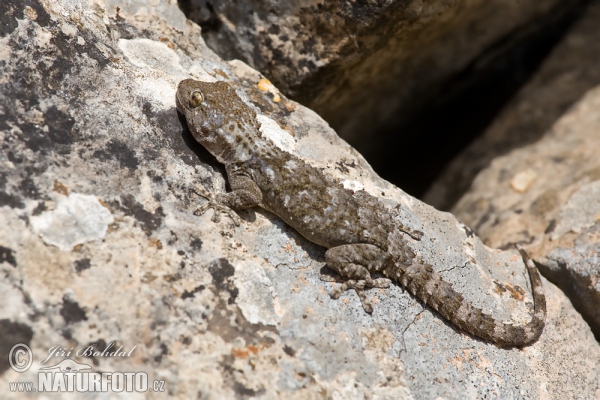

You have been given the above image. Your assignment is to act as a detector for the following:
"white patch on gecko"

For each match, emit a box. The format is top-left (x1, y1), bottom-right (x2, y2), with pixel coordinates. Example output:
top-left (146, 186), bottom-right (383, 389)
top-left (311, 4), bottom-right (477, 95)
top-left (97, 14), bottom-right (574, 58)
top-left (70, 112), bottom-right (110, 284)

top-left (284, 159), bottom-right (298, 172)
top-left (257, 114), bottom-right (296, 152)
top-left (342, 180), bottom-right (364, 192)
top-left (263, 166), bottom-right (276, 182)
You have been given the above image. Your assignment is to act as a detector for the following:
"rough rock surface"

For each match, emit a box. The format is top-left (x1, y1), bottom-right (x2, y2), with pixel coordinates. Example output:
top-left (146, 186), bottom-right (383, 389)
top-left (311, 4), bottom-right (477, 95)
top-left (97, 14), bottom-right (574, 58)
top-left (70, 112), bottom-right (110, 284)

top-left (445, 1), bottom-right (600, 340)
top-left (425, 0), bottom-right (600, 211)
top-left (0, 0), bottom-right (599, 399)
top-left (180, 0), bottom-right (585, 146)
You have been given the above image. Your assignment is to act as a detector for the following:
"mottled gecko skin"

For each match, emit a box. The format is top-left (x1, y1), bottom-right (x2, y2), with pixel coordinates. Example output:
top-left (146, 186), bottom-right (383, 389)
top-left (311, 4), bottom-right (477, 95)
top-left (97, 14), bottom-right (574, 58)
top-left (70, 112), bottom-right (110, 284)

top-left (176, 79), bottom-right (546, 346)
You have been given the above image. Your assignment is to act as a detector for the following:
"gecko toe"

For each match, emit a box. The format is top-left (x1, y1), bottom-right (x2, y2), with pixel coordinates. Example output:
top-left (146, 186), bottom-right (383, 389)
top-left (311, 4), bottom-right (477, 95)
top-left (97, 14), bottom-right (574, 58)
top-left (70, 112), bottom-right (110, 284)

top-left (191, 184), bottom-right (212, 200)
top-left (329, 279), bottom-right (380, 313)
top-left (210, 211), bottom-right (221, 223)
top-left (360, 297), bottom-right (374, 314)
top-left (223, 209), bottom-right (241, 226)
top-left (352, 287), bottom-right (373, 313)
top-left (370, 278), bottom-right (391, 288)
top-left (191, 185), bottom-right (241, 226)
top-left (320, 274), bottom-right (340, 283)
top-left (194, 203), bottom-right (211, 216)
top-left (329, 286), bottom-right (343, 299)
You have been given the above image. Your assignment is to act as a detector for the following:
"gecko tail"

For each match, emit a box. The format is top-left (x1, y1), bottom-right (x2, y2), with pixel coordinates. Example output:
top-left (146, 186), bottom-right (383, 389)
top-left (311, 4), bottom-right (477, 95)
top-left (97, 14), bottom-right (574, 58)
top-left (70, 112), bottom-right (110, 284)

top-left (399, 246), bottom-right (546, 347)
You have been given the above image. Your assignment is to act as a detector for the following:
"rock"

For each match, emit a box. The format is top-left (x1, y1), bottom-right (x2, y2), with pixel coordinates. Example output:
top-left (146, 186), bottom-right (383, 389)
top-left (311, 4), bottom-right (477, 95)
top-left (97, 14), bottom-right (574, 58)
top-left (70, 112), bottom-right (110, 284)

top-left (0, 0), bottom-right (598, 398)
top-left (447, 2), bottom-right (600, 340)
top-left (179, 0), bottom-right (586, 148)
top-left (425, 1), bottom-right (600, 210)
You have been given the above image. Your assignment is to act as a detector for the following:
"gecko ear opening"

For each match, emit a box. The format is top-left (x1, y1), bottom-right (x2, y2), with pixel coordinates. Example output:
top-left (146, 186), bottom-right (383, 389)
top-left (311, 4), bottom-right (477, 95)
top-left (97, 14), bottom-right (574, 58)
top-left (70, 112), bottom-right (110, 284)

top-left (190, 91), bottom-right (204, 108)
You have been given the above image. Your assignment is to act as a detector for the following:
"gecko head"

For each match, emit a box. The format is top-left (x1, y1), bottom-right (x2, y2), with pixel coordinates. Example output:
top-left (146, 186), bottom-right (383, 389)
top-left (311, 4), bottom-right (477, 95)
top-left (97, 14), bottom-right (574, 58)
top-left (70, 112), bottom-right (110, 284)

top-left (176, 79), bottom-right (259, 163)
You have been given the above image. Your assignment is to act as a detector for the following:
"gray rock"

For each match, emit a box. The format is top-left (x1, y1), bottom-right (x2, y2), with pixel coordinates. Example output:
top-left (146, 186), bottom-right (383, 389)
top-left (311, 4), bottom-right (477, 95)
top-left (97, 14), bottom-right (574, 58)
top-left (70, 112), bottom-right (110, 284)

top-left (0, 0), bottom-right (598, 398)
top-left (180, 0), bottom-right (586, 147)
top-left (446, 2), bottom-right (600, 340)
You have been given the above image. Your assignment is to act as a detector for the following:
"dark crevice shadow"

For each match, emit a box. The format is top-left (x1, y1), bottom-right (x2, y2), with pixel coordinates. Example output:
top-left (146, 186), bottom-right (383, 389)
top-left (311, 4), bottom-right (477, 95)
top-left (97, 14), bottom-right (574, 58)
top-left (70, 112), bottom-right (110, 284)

top-left (423, 1), bottom-right (600, 211)
top-left (360, 1), bottom-right (590, 208)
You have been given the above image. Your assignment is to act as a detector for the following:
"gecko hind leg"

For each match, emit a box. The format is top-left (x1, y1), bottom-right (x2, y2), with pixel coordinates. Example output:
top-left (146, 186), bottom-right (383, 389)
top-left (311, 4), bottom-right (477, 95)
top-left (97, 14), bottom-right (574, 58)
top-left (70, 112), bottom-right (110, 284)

top-left (324, 244), bottom-right (391, 313)
top-left (190, 184), bottom-right (241, 226)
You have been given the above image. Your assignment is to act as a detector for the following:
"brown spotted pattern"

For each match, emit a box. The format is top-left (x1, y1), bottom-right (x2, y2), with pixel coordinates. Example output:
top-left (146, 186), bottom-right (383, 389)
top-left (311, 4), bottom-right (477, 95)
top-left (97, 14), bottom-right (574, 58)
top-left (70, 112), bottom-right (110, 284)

top-left (176, 79), bottom-right (546, 346)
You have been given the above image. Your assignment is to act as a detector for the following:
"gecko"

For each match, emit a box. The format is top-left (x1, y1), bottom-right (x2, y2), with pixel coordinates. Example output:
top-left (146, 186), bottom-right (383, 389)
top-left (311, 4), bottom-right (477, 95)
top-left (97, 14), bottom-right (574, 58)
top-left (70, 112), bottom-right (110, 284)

top-left (175, 78), bottom-right (546, 347)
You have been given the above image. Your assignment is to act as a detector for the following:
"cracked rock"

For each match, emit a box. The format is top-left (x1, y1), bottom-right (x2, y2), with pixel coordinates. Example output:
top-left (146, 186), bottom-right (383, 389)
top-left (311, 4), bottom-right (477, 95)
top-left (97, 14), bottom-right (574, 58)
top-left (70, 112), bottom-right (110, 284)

top-left (0, 0), bottom-right (598, 398)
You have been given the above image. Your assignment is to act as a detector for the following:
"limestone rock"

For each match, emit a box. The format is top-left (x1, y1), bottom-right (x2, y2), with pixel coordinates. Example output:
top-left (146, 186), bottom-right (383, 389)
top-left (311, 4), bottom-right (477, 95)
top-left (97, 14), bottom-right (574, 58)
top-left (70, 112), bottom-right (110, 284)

top-left (448, 2), bottom-right (600, 341)
top-left (0, 0), bottom-right (598, 398)
top-left (425, 2), bottom-right (600, 210)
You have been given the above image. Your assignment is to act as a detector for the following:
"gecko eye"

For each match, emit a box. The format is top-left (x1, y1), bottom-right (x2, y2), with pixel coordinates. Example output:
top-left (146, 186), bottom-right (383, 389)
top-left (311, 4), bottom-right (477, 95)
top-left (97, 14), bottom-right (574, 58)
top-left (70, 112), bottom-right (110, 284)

top-left (189, 91), bottom-right (204, 108)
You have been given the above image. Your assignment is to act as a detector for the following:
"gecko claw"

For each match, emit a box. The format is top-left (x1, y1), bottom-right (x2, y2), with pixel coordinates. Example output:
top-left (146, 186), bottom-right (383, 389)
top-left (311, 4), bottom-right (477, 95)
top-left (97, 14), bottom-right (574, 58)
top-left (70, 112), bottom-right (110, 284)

top-left (191, 184), bottom-right (241, 226)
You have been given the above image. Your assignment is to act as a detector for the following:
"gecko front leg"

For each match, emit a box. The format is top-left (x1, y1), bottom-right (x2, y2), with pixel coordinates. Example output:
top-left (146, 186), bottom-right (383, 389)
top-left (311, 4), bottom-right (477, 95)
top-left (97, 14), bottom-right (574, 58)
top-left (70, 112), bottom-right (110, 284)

top-left (192, 163), bottom-right (262, 226)
top-left (324, 244), bottom-right (392, 313)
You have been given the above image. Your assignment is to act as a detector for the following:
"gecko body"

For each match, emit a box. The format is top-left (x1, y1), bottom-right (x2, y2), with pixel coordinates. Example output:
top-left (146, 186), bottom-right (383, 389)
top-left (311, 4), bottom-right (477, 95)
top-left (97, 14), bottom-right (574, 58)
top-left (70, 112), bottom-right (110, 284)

top-left (176, 79), bottom-right (546, 346)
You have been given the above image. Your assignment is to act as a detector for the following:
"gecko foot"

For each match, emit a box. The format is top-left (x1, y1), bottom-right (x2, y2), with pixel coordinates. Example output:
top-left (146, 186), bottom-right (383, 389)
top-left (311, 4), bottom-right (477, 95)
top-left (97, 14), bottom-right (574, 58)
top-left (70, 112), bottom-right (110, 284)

top-left (329, 278), bottom-right (391, 313)
top-left (191, 184), bottom-right (241, 226)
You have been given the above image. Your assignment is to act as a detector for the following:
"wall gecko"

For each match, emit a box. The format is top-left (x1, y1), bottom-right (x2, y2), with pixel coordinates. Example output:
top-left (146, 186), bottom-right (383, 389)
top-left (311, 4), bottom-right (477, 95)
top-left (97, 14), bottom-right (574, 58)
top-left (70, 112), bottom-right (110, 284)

top-left (175, 79), bottom-right (546, 346)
